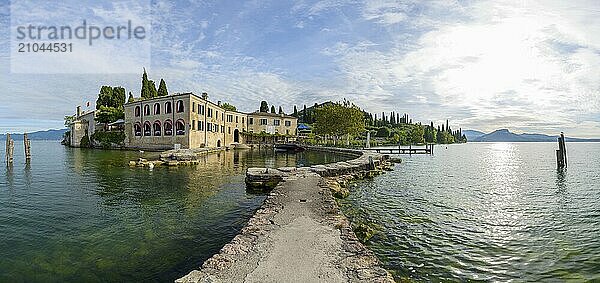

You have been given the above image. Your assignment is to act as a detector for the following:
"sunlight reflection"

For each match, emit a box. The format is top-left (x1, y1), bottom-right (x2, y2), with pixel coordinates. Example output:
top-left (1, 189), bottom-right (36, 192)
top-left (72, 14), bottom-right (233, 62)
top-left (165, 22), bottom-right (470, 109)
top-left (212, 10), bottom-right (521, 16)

top-left (481, 143), bottom-right (524, 240)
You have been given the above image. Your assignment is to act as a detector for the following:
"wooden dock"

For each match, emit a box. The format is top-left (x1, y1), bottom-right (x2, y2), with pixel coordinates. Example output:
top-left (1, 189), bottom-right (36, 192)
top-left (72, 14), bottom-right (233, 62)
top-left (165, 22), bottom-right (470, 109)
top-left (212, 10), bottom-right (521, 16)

top-left (363, 144), bottom-right (434, 155)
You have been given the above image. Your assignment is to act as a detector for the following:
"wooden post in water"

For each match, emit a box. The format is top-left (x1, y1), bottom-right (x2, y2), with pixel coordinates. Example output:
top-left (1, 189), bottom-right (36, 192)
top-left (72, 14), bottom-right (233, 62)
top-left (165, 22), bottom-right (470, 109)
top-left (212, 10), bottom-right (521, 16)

top-left (6, 133), bottom-right (14, 165)
top-left (24, 133), bottom-right (31, 161)
top-left (556, 132), bottom-right (567, 168)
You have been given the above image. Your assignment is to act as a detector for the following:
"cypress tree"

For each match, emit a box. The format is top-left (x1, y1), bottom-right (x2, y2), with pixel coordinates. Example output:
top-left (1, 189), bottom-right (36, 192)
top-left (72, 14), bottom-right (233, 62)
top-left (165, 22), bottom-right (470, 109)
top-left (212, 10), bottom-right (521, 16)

top-left (293, 105), bottom-right (298, 117)
top-left (148, 80), bottom-right (158, 98)
top-left (157, 79), bottom-right (168, 96)
top-left (260, 101), bottom-right (269, 112)
top-left (278, 106), bottom-right (283, 114)
top-left (303, 105), bottom-right (307, 122)
top-left (141, 68), bottom-right (150, 99)
top-left (271, 105), bottom-right (276, 113)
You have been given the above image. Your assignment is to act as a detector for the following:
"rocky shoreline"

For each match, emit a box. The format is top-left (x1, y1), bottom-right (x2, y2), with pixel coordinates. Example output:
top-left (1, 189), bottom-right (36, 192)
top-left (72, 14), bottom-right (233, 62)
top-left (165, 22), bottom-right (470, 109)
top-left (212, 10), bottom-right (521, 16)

top-left (176, 148), bottom-right (396, 283)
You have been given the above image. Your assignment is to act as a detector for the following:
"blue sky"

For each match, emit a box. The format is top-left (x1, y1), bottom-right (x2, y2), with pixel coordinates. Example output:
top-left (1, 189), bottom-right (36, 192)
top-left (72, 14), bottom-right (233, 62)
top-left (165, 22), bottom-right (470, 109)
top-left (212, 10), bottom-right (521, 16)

top-left (1, 0), bottom-right (600, 137)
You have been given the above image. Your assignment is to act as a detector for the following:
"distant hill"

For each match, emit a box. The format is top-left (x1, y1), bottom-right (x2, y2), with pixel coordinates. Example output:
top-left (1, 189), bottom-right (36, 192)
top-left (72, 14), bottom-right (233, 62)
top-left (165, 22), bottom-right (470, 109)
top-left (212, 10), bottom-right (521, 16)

top-left (471, 129), bottom-right (600, 142)
top-left (0, 129), bottom-right (67, 140)
top-left (463, 130), bottom-right (486, 141)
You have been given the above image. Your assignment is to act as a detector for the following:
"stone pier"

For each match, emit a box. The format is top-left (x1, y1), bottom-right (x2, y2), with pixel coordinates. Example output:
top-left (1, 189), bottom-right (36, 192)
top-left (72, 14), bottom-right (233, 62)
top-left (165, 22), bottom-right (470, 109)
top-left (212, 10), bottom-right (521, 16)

top-left (177, 149), bottom-right (394, 283)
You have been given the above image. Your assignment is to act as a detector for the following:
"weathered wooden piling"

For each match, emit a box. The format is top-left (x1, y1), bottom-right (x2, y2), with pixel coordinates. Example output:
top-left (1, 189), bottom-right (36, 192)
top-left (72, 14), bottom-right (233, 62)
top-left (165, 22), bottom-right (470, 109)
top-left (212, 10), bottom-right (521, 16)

top-left (556, 132), bottom-right (567, 168)
top-left (24, 133), bottom-right (31, 160)
top-left (5, 133), bottom-right (14, 164)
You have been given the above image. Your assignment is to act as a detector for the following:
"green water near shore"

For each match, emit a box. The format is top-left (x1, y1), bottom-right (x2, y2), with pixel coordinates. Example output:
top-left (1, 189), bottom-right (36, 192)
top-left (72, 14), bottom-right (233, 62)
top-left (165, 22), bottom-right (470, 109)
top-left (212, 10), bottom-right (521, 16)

top-left (0, 141), bottom-right (351, 282)
top-left (340, 142), bottom-right (600, 282)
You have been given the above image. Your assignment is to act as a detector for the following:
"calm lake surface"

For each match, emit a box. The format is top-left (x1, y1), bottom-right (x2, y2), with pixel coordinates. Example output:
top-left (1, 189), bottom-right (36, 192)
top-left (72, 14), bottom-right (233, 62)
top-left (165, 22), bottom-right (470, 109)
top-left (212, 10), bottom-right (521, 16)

top-left (340, 142), bottom-right (600, 282)
top-left (0, 141), bottom-right (351, 282)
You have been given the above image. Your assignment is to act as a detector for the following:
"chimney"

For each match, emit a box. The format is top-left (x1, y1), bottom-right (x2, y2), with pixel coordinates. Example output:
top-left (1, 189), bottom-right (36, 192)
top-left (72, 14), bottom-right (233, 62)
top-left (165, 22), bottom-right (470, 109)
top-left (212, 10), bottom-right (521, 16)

top-left (76, 106), bottom-right (81, 118)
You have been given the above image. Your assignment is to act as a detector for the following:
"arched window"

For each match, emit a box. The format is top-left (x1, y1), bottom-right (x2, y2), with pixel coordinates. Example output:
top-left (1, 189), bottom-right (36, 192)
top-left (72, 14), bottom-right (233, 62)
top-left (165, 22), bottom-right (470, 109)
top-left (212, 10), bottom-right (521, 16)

top-left (143, 122), bottom-right (151, 136)
top-left (135, 106), bottom-right (141, 117)
top-left (176, 100), bottom-right (184, 113)
top-left (144, 105), bottom-right (151, 116)
top-left (176, 119), bottom-right (185, 135)
top-left (154, 103), bottom-right (161, 115)
top-left (153, 121), bottom-right (162, 136)
top-left (164, 120), bottom-right (173, 136)
top-left (165, 101), bottom-right (172, 114)
top-left (134, 123), bottom-right (142, 136)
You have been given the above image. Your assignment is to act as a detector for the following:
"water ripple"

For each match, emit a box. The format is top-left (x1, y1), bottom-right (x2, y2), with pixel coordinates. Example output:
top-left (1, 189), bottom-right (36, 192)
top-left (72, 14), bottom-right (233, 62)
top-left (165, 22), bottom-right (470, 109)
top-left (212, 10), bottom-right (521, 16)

top-left (340, 142), bottom-right (600, 282)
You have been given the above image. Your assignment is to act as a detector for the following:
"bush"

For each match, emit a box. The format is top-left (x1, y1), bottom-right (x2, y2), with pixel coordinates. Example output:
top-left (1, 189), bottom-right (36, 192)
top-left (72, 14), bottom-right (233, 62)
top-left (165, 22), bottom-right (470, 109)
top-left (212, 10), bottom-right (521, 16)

top-left (80, 135), bottom-right (90, 148)
top-left (91, 131), bottom-right (125, 149)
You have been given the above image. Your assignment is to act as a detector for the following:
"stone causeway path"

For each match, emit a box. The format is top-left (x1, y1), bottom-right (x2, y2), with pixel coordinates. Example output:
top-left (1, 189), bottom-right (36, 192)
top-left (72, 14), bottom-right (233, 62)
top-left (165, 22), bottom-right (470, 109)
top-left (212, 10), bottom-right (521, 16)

top-left (176, 167), bottom-right (395, 283)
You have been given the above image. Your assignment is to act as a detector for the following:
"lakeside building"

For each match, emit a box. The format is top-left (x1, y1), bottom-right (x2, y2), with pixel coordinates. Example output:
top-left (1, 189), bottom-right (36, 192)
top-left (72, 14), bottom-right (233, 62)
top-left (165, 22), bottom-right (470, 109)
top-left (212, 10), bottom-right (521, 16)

top-left (122, 92), bottom-right (298, 149)
top-left (68, 106), bottom-right (96, 147)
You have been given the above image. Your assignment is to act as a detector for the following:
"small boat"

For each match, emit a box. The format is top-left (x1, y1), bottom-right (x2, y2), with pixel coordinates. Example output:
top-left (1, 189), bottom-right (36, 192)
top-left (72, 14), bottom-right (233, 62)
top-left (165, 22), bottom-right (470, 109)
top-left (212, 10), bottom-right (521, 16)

top-left (274, 143), bottom-right (305, 152)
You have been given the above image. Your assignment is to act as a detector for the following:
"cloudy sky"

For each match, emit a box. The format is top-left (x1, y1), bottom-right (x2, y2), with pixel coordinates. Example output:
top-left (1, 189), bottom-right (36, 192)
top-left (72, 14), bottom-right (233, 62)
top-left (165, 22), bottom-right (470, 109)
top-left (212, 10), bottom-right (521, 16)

top-left (1, 0), bottom-right (600, 137)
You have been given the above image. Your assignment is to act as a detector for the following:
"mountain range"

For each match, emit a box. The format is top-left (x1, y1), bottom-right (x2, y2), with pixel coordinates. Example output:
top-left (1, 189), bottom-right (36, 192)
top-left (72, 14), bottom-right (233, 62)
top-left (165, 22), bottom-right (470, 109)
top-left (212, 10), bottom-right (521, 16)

top-left (466, 129), bottom-right (600, 142)
top-left (0, 129), bottom-right (67, 141)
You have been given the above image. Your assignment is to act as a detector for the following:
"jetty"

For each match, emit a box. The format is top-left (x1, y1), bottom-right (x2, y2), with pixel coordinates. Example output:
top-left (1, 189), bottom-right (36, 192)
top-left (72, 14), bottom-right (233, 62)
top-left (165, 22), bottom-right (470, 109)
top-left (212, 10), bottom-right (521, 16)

top-left (364, 144), bottom-right (434, 155)
top-left (177, 148), bottom-right (395, 283)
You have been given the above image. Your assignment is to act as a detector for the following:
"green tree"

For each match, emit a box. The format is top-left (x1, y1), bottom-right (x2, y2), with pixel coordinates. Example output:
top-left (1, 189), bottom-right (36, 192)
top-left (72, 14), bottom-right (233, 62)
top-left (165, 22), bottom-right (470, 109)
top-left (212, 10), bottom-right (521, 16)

top-left (64, 115), bottom-right (76, 127)
top-left (157, 78), bottom-right (168, 96)
top-left (221, 102), bottom-right (237, 111)
top-left (376, 127), bottom-right (391, 138)
top-left (96, 86), bottom-right (113, 109)
top-left (95, 85), bottom-right (126, 128)
top-left (270, 105), bottom-right (276, 113)
top-left (409, 125), bottom-right (425, 144)
top-left (141, 68), bottom-right (150, 99)
top-left (260, 101), bottom-right (269, 112)
top-left (278, 106), bottom-right (283, 114)
top-left (112, 86), bottom-right (126, 108)
top-left (314, 100), bottom-right (365, 143)
top-left (148, 80), bottom-right (158, 98)
top-left (96, 105), bottom-right (124, 124)
top-left (293, 105), bottom-right (298, 117)
top-left (127, 92), bottom-right (134, 103)
top-left (302, 105), bottom-right (307, 122)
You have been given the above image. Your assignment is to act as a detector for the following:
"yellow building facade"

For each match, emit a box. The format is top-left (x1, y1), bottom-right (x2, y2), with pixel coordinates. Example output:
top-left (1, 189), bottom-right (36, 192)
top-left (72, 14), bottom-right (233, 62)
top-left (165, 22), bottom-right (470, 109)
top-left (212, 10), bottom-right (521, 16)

top-left (123, 92), bottom-right (297, 149)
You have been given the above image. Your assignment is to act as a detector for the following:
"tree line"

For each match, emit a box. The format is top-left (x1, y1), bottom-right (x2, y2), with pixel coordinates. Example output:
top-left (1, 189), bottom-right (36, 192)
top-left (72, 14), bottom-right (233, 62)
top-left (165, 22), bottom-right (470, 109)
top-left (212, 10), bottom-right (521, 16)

top-left (259, 101), bottom-right (286, 114)
top-left (290, 100), bottom-right (467, 146)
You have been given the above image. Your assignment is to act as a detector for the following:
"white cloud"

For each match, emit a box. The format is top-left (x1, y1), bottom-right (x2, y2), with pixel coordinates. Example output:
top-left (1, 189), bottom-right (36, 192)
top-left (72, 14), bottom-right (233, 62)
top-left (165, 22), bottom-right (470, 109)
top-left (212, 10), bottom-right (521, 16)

top-left (324, 0), bottom-right (600, 137)
top-left (2, 0), bottom-right (600, 137)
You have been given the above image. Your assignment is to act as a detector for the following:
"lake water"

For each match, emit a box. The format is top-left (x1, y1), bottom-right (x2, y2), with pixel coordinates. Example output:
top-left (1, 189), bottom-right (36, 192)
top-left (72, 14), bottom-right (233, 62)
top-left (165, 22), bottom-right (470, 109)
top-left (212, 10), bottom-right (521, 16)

top-left (0, 141), bottom-right (351, 282)
top-left (339, 142), bottom-right (600, 282)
